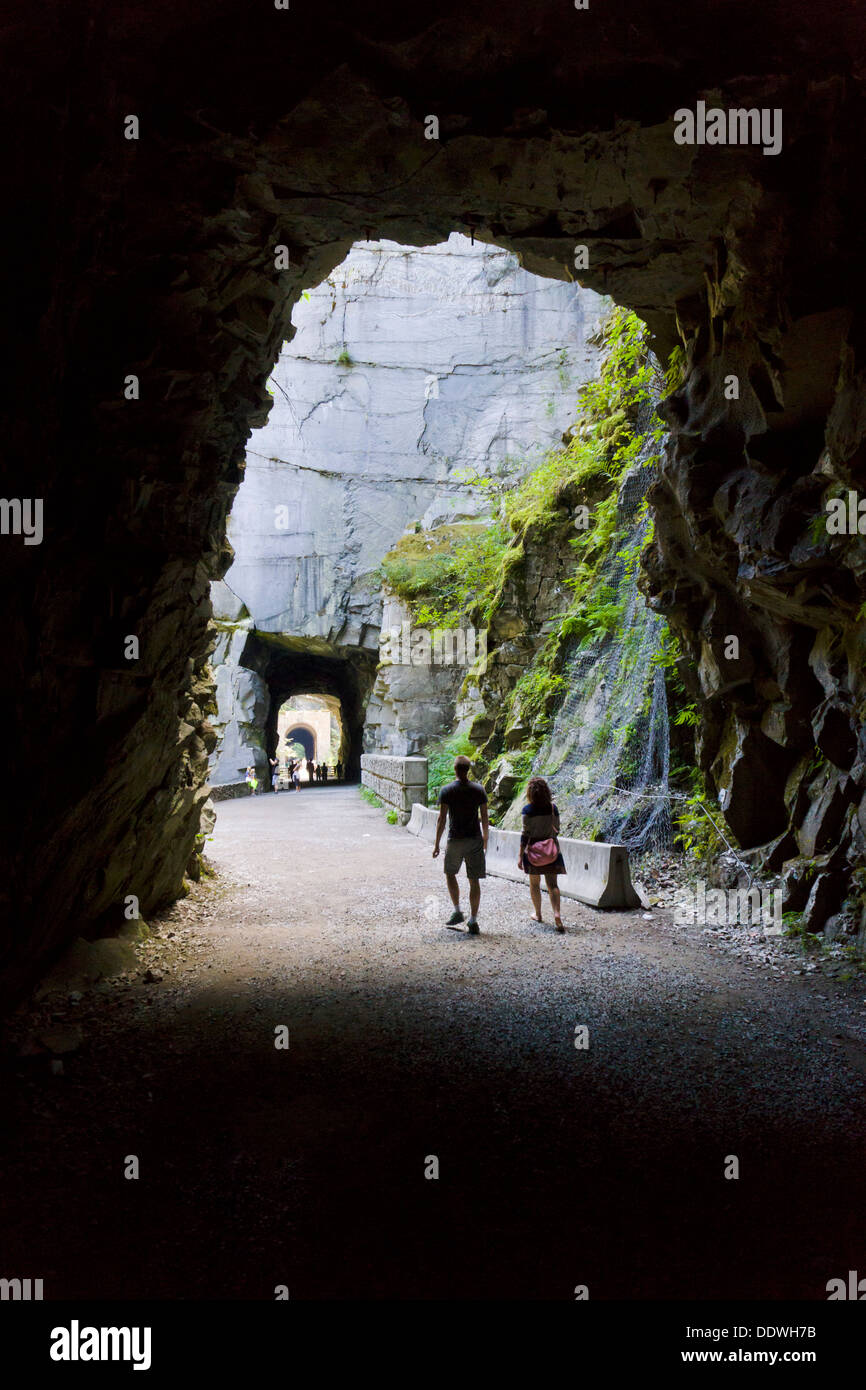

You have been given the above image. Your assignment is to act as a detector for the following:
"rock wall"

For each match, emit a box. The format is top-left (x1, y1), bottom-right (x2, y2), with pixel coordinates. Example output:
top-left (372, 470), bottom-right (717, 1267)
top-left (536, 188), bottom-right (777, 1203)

top-left (643, 302), bottom-right (866, 933)
top-left (210, 625), bottom-right (269, 786)
top-left (210, 236), bottom-right (605, 778)
top-left (363, 594), bottom-right (466, 755)
top-left (6, 0), bottom-right (866, 1007)
top-left (360, 753), bottom-right (428, 823)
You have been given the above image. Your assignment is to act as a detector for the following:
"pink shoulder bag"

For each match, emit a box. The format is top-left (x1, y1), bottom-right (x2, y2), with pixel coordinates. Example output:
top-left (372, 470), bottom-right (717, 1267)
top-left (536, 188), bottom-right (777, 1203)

top-left (525, 838), bottom-right (559, 866)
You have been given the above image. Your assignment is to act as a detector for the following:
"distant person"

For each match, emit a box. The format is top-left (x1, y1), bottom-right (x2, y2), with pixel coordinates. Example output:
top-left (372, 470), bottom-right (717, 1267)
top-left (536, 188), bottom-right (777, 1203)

top-left (518, 777), bottom-right (566, 932)
top-left (306, 758), bottom-right (315, 785)
top-left (270, 757), bottom-right (280, 793)
top-left (286, 758), bottom-right (296, 789)
top-left (245, 764), bottom-right (259, 796)
top-left (432, 755), bottom-right (488, 935)
top-left (336, 761), bottom-right (343, 781)
top-left (292, 762), bottom-right (301, 791)
top-left (322, 763), bottom-right (328, 783)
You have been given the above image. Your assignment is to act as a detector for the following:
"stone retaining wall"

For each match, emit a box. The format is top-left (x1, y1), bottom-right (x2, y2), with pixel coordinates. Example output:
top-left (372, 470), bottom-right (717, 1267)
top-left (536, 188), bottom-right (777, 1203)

top-left (361, 754), bottom-right (428, 825)
top-left (210, 781), bottom-right (253, 802)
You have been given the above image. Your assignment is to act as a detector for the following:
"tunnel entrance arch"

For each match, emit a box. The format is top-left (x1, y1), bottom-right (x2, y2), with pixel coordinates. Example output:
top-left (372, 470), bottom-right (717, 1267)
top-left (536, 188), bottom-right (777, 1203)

top-left (6, 2), bottom-right (866, 1013)
top-left (284, 724), bottom-right (316, 761)
top-left (234, 631), bottom-right (376, 787)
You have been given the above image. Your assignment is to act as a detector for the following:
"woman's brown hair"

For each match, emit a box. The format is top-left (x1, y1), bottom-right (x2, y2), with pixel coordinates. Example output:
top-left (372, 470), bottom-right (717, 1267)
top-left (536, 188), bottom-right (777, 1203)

top-left (526, 777), bottom-right (553, 811)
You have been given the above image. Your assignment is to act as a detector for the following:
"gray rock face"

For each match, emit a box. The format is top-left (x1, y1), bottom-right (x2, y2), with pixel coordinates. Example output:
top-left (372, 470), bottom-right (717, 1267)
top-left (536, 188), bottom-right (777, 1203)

top-left (16, 2), bottom-right (866, 1011)
top-left (211, 627), bottom-right (269, 782)
top-left (217, 235), bottom-right (604, 639)
top-left (211, 237), bottom-right (605, 778)
top-left (364, 594), bottom-right (469, 756)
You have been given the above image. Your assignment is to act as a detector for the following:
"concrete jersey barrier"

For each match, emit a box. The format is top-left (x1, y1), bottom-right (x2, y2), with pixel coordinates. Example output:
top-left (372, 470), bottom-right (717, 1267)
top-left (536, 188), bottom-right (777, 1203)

top-left (407, 803), bottom-right (641, 909)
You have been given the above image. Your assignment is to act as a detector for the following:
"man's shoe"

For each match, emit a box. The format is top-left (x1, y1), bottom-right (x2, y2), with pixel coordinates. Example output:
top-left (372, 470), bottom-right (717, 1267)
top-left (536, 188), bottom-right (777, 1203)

top-left (467, 919), bottom-right (480, 935)
top-left (445, 910), bottom-right (465, 927)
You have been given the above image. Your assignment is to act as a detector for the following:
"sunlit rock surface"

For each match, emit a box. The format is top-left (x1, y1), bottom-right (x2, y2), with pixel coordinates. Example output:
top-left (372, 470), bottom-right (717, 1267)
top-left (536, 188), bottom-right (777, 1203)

top-left (6, 0), bottom-right (866, 1007)
top-left (211, 237), bottom-right (605, 777)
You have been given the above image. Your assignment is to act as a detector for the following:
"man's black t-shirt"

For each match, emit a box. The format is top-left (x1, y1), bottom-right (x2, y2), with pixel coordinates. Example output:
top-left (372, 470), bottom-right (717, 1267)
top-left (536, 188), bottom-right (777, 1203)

top-left (438, 779), bottom-right (488, 839)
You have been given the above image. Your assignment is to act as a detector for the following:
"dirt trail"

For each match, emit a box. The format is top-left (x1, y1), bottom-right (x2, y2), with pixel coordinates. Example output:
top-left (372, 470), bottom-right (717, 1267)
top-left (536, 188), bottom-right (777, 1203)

top-left (2, 785), bottom-right (866, 1300)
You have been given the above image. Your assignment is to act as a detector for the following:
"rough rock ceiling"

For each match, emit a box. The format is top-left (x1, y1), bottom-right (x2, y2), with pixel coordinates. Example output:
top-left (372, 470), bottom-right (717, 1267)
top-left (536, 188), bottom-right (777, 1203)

top-left (3, 1), bottom-right (866, 1007)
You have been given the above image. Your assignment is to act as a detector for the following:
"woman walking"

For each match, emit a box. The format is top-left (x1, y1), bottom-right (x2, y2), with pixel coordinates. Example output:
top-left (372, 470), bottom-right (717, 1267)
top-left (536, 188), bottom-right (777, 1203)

top-left (518, 777), bottom-right (566, 932)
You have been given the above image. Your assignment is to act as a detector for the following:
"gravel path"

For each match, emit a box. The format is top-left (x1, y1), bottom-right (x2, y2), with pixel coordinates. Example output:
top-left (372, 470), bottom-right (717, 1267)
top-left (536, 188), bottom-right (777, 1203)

top-left (3, 784), bottom-right (866, 1300)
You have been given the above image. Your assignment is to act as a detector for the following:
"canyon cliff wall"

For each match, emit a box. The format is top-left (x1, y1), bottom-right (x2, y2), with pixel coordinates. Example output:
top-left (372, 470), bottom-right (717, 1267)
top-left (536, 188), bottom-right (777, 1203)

top-left (210, 236), bottom-right (605, 780)
top-left (6, 0), bottom-right (866, 1008)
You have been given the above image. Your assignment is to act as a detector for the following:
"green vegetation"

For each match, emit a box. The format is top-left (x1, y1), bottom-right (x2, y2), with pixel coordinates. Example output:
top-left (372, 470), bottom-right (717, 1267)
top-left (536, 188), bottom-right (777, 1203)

top-left (651, 627), bottom-right (700, 793)
top-left (808, 511), bottom-right (829, 547)
top-left (560, 588), bottom-right (624, 651)
top-left (380, 522), bottom-right (506, 628)
top-left (486, 308), bottom-right (667, 752)
top-left (379, 308), bottom-right (668, 639)
top-left (425, 730), bottom-right (478, 803)
top-left (782, 912), bottom-right (825, 954)
top-left (806, 746), bottom-right (826, 780)
top-left (380, 307), bottom-right (698, 834)
top-left (578, 308), bottom-right (664, 442)
top-left (359, 784), bottom-right (401, 825)
top-left (504, 746), bottom-right (536, 795)
top-left (617, 719), bottom-right (644, 781)
top-left (671, 769), bottom-right (728, 866)
top-left (336, 346), bottom-right (354, 367)
top-left (651, 625), bottom-right (723, 861)
top-left (663, 344), bottom-right (686, 393)
top-left (506, 668), bottom-right (566, 730)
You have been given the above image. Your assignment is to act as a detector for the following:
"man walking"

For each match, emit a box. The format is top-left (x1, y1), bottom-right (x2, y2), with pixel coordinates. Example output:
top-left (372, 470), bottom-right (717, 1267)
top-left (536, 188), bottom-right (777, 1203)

top-left (432, 754), bottom-right (488, 934)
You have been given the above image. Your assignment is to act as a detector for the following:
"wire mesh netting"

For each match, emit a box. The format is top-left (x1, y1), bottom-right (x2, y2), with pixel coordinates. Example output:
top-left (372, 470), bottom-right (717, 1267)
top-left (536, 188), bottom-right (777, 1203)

top-left (519, 423), bottom-right (673, 857)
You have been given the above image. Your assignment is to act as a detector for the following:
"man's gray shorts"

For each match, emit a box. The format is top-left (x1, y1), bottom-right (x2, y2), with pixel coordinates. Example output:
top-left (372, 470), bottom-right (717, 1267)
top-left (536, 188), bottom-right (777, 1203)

top-left (443, 837), bottom-right (486, 879)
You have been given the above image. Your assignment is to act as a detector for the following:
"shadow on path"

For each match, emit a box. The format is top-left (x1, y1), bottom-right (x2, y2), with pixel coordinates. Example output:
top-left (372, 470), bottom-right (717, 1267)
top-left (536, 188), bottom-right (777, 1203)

top-left (2, 788), bottom-right (865, 1299)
